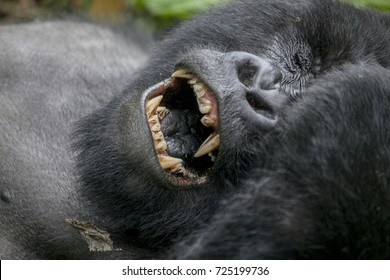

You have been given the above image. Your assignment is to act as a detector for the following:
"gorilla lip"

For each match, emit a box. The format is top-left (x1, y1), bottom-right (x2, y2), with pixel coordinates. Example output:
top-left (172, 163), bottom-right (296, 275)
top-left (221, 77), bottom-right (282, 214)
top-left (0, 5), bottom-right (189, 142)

top-left (144, 68), bottom-right (220, 182)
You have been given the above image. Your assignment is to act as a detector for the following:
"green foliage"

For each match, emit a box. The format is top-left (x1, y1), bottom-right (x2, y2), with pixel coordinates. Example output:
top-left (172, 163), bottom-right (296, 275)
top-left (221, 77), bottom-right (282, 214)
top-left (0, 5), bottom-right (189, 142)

top-left (122, 0), bottom-right (390, 28)
top-left (343, 0), bottom-right (390, 10)
top-left (127, 0), bottom-right (229, 21)
top-left (125, 0), bottom-right (389, 26)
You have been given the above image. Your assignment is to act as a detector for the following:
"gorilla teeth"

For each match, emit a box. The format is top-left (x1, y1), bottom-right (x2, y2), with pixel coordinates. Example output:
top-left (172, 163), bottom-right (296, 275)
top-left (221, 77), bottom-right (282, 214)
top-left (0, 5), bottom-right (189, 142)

top-left (172, 69), bottom-right (195, 79)
top-left (147, 114), bottom-right (166, 150)
top-left (197, 97), bottom-right (213, 114)
top-left (148, 115), bottom-right (159, 126)
top-left (146, 69), bottom-right (220, 178)
top-left (171, 68), bottom-right (220, 160)
top-left (188, 78), bottom-right (198, 85)
top-left (155, 140), bottom-right (168, 152)
top-left (153, 131), bottom-right (164, 141)
top-left (193, 84), bottom-right (206, 97)
top-left (146, 95), bottom-right (163, 116)
top-left (200, 115), bottom-right (214, 127)
top-left (156, 106), bottom-right (169, 119)
top-left (147, 98), bottom-right (181, 170)
top-left (150, 122), bottom-right (161, 132)
top-left (158, 155), bottom-right (183, 169)
top-left (194, 132), bottom-right (220, 158)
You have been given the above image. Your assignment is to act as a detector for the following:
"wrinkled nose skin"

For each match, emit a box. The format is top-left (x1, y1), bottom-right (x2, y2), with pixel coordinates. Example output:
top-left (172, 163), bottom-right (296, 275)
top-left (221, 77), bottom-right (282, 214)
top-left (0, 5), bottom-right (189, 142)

top-left (176, 50), bottom-right (288, 134)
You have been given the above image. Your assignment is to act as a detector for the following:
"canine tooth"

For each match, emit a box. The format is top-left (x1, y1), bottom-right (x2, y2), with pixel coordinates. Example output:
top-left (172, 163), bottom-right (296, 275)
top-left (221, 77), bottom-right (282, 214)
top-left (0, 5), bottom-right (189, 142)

top-left (181, 74), bottom-right (195, 79)
top-left (194, 133), bottom-right (220, 158)
top-left (153, 131), bottom-right (164, 141)
top-left (155, 140), bottom-right (167, 152)
top-left (146, 95), bottom-right (163, 116)
top-left (172, 69), bottom-right (194, 79)
top-left (151, 122), bottom-right (161, 132)
top-left (157, 106), bottom-right (169, 119)
top-left (158, 155), bottom-right (182, 169)
top-left (172, 68), bottom-right (188, 76)
top-left (200, 115), bottom-right (214, 127)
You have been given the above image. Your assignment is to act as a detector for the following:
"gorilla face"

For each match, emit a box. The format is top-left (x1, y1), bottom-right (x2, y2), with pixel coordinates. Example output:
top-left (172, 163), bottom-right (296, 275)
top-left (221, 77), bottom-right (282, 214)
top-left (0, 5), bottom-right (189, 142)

top-left (122, 51), bottom-right (286, 188)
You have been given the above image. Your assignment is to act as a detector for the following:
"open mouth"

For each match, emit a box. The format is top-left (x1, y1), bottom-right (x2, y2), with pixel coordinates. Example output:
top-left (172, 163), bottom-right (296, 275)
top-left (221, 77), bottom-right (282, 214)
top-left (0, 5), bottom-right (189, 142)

top-left (144, 68), bottom-right (219, 184)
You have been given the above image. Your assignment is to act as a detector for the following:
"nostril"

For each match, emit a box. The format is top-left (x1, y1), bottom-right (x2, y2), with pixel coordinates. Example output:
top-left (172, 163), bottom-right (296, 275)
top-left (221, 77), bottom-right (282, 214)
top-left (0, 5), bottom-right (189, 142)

top-left (236, 55), bottom-right (282, 91)
top-left (237, 60), bottom-right (258, 88)
top-left (246, 91), bottom-right (276, 120)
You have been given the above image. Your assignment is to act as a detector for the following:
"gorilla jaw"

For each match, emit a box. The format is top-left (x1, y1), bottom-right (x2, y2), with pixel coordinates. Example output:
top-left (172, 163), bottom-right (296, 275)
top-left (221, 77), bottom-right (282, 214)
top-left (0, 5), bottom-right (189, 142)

top-left (144, 69), bottom-right (220, 183)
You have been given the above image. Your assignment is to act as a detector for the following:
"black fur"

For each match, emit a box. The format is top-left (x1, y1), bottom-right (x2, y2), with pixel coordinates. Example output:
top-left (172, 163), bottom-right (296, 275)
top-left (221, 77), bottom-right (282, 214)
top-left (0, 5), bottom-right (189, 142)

top-left (0, 0), bottom-right (389, 259)
top-left (172, 66), bottom-right (390, 259)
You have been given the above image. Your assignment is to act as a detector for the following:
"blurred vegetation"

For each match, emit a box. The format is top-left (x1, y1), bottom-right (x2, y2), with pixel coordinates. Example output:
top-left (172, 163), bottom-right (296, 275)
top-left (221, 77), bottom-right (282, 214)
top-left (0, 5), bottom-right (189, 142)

top-left (344, 0), bottom-right (390, 10)
top-left (0, 0), bottom-right (389, 26)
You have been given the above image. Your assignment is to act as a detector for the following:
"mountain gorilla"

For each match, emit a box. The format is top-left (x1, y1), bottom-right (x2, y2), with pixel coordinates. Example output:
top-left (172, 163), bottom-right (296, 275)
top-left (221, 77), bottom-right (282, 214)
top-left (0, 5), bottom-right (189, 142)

top-left (0, 0), bottom-right (389, 259)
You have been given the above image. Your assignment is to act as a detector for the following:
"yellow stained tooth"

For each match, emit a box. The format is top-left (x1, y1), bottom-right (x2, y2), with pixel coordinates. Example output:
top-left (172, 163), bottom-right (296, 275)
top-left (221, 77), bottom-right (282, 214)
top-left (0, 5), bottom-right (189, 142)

top-left (188, 78), bottom-right (198, 85)
top-left (172, 69), bottom-right (194, 79)
top-left (200, 115), bottom-right (214, 127)
top-left (193, 84), bottom-right (207, 97)
top-left (148, 115), bottom-right (159, 125)
top-left (146, 95), bottom-right (163, 116)
top-left (180, 74), bottom-right (195, 79)
top-left (172, 68), bottom-right (187, 76)
top-left (157, 106), bottom-right (169, 119)
top-left (151, 122), bottom-right (161, 132)
top-left (170, 163), bottom-right (184, 173)
top-left (193, 83), bottom-right (203, 91)
top-left (197, 97), bottom-right (213, 114)
top-left (199, 104), bottom-right (212, 114)
top-left (195, 91), bottom-right (206, 98)
top-left (155, 140), bottom-right (167, 152)
top-left (198, 97), bottom-right (212, 106)
top-left (194, 133), bottom-right (220, 158)
top-left (153, 131), bottom-right (164, 141)
top-left (158, 155), bottom-right (183, 169)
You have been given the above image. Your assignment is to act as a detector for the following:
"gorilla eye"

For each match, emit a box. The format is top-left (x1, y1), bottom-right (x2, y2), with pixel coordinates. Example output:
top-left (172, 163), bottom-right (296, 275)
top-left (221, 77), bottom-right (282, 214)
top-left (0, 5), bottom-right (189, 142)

top-left (293, 52), bottom-right (311, 72)
top-left (144, 68), bottom-right (219, 183)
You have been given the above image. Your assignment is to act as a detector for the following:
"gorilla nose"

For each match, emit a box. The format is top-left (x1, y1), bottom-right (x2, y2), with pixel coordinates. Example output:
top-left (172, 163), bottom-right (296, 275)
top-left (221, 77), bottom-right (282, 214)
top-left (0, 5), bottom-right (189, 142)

top-left (231, 52), bottom-right (287, 129)
top-left (235, 52), bottom-right (282, 90)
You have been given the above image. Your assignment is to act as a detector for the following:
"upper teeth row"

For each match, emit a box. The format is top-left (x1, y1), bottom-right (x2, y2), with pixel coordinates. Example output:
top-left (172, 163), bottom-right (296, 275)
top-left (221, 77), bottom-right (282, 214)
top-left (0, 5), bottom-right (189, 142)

top-left (172, 69), bottom-right (216, 126)
top-left (172, 69), bottom-right (220, 159)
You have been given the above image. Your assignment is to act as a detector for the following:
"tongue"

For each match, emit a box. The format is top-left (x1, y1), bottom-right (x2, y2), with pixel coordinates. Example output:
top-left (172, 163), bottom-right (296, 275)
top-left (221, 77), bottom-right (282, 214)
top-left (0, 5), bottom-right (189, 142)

top-left (160, 110), bottom-right (204, 162)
